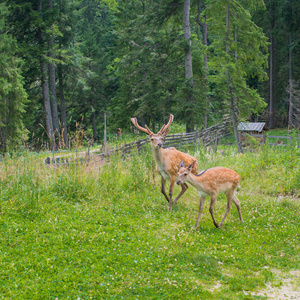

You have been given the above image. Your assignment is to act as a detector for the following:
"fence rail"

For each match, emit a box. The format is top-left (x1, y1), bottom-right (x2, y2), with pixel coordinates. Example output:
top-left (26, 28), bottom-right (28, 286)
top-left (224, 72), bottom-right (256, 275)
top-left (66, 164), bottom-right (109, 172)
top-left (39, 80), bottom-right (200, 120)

top-left (267, 135), bottom-right (300, 147)
top-left (45, 119), bottom-right (231, 166)
top-left (241, 133), bottom-right (300, 148)
top-left (44, 119), bottom-right (300, 166)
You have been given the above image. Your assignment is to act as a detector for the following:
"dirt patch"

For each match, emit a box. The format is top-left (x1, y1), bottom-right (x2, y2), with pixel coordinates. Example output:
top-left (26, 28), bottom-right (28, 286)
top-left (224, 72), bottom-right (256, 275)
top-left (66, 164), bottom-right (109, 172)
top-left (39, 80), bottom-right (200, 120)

top-left (209, 281), bottom-right (222, 292)
top-left (245, 270), bottom-right (300, 299)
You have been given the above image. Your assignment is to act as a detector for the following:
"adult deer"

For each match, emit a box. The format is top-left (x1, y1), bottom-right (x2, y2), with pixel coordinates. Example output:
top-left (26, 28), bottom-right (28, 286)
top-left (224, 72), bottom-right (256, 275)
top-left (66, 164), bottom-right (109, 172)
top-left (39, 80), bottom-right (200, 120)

top-left (176, 161), bottom-right (243, 228)
top-left (131, 114), bottom-right (199, 210)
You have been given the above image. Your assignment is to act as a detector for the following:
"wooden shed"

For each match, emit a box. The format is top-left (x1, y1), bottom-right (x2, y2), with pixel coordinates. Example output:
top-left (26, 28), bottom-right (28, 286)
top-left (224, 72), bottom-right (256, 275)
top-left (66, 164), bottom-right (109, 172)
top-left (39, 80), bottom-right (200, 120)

top-left (238, 122), bottom-right (267, 144)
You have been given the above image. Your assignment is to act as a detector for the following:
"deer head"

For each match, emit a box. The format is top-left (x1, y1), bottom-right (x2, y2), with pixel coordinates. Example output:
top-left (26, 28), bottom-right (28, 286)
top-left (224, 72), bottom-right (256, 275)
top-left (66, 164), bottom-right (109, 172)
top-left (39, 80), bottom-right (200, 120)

top-left (131, 114), bottom-right (174, 149)
top-left (176, 160), bottom-right (197, 185)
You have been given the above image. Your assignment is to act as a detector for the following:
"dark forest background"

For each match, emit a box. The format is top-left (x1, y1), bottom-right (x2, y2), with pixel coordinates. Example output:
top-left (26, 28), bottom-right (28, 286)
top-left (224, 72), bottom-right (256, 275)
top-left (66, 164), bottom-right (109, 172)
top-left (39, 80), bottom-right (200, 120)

top-left (0, 0), bottom-right (299, 153)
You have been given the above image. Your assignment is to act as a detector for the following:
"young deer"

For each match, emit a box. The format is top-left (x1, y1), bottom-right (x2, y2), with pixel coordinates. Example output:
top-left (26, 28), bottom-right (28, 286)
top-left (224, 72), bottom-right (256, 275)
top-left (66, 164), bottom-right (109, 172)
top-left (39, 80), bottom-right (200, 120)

top-left (131, 114), bottom-right (199, 210)
top-left (176, 161), bottom-right (243, 228)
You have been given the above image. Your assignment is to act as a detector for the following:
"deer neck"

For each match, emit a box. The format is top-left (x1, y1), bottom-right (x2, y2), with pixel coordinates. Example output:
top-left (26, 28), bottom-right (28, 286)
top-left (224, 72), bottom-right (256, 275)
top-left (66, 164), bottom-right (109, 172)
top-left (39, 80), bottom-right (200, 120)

top-left (187, 173), bottom-right (203, 189)
top-left (152, 147), bottom-right (170, 180)
top-left (152, 147), bottom-right (165, 167)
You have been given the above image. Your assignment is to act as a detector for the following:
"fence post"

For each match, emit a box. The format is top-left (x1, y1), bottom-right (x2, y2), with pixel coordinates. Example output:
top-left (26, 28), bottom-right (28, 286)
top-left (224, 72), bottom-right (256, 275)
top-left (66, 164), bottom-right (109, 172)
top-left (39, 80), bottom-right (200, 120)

top-left (104, 112), bottom-right (107, 155)
top-left (86, 147), bottom-right (90, 165)
top-left (122, 141), bottom-right (126, 159)
top-left (214, 131), bottom-right (218, 152)
top-left (181, 132), bottom-right (183, 149)
top-left (137, 137), bottom-right (141, 154)
top-left (195, 125), bottom-right (198, 149)
top-left (104, 144), bottom-right (109, 163)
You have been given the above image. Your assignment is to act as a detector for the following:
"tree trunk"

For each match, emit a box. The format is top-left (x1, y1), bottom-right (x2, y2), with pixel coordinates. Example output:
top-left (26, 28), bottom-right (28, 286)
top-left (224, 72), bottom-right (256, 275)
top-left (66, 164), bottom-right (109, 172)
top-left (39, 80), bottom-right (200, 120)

top-left (103, 112), bottom-right (106, 152)
top-left (226, 4), bottom-right (243, 153)
top-left (57, 4), bottom-right (68, 148)
top-left (0, 101), bottom-right (7, 153)
top-left (48, 0), bottom-right (60, 140)
top-left (268, 1), bottom-right (274, 129)
top-left (202, 14), bottom-right (208, 129)
top-left (141, 114), bottom-right (146, 127)
top-left (39, 0), bottom-right (54, 148)
top-left (92, 111), bottom-right (97, 142)
top-left (197, 0), bottom-right (208, 129)
top-left (49, 60), bottom-right (59, 131)
top-left (288, 31), bottom-right (293, 127)
top-left (90, 92), bottom-right (97, 142)
top-left (58, 62), bottom-right (68, 147)
top-left (183, 0), bottom-right (194, 132)
top-left (229, 91), bottom-right (243, 152)
top-left (41, 62), bottom-right (54, 146)
top-left (152, 116), bottom-right (156, 133)
top-left (183, 0), bottom-right (193, 80)
top-left (49, 59), bottom-right (60, 134)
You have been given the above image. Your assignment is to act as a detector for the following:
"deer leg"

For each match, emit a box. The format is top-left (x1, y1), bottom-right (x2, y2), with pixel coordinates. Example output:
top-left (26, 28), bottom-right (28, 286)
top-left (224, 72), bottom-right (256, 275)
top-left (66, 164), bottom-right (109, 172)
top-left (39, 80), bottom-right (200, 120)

top-left (168, 177), bottom-right (175, 211)
top-left (160, 177), bottom-right (170, 203)
top-left (232, 194), bottom-right (243, 222)
top-left (195, 196), bottom-right (206, 229)
top-left (209, 195), bottom-right (219, 228)
top-left (219, 192), bottom-right (233, 228)
top-left (173, 183), bottom-right (188, 205)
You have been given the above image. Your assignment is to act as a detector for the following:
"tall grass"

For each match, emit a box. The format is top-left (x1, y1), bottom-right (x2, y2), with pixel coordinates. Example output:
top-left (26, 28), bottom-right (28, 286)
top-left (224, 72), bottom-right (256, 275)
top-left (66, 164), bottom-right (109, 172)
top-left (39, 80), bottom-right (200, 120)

top-left (0, 145), bottom-right (299, 299)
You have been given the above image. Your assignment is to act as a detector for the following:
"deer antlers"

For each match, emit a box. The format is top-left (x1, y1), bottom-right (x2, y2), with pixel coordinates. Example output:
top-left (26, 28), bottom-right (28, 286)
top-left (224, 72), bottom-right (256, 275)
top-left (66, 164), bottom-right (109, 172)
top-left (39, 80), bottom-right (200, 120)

top-left (131, 117), bottom-right (153, 135)
top-left (131, 114), bottom-right (174, 135)
top-left (157, 114), bottom-right (174, 134)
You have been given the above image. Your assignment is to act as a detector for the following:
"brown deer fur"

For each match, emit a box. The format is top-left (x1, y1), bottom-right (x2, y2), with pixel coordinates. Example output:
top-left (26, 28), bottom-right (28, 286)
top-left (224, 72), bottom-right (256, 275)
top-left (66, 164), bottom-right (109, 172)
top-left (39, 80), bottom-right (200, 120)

top-left (131, 114), bottom-right (198, 210)
top-left (176, 161), bottom-right (243, 228)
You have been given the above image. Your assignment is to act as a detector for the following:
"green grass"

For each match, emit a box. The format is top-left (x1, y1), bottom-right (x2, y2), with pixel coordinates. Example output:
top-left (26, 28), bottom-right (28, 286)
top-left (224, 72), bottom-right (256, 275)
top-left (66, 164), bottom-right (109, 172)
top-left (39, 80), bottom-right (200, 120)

top-left (266, 127), bottom-right (300, 137)
top-left (0, 145), bottom-right (300, 299)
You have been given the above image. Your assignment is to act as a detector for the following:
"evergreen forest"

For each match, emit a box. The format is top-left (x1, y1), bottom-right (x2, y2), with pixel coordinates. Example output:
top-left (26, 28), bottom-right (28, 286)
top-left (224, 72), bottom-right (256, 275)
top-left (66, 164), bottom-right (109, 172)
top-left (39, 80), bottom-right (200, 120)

top-left (0, 0), bottom-right (299, 153)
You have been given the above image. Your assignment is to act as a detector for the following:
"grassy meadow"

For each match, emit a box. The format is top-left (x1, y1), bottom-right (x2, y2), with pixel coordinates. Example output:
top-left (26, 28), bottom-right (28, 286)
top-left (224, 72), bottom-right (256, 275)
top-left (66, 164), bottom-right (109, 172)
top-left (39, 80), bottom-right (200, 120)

top-left (0, 143), bottom-right (300, 299)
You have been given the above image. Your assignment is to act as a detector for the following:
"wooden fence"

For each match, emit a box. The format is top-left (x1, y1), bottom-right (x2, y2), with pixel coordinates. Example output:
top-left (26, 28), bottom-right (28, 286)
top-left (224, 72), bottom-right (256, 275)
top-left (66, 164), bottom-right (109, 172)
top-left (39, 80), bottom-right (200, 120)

top-left (45, 120), bottom-right (231, 166)
top-left (241, 134), bottom-right (300, 147)
top-left (267, 135), bottom-right (300, 146)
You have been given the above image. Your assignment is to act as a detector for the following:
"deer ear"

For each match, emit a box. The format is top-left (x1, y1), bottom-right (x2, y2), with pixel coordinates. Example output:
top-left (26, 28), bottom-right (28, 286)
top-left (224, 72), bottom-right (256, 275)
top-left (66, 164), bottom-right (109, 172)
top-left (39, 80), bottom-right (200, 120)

top-left (188, 160), bottom-right (196, 170)
top-left (180, 161), bottom-right (185, 168)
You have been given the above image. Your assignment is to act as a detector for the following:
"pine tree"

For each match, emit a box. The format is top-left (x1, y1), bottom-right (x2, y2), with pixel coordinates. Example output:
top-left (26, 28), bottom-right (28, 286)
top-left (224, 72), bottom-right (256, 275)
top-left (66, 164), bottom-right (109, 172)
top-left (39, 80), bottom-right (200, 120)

top-left (254, 0), bottom-right (300, 128)
top-left (205, 0), bottom-right (268, 151)
top-left (0, 3), bottom-right (27, 153)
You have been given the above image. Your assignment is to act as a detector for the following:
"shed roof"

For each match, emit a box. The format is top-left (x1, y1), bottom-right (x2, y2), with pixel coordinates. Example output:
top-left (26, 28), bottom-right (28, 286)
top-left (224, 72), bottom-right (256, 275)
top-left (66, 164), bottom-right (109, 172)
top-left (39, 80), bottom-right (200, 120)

top-left (238, 122), bottom-right (267, 133)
